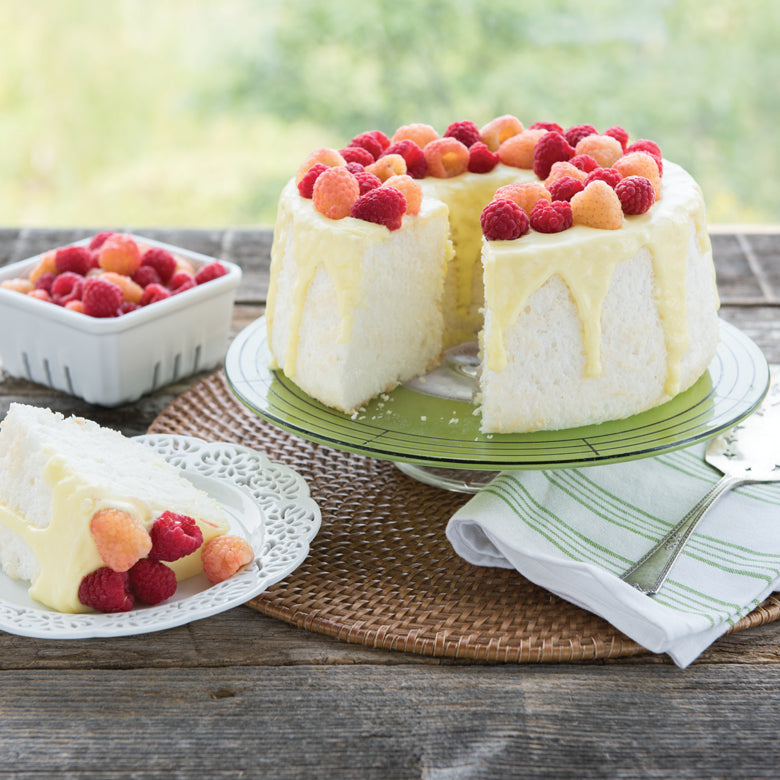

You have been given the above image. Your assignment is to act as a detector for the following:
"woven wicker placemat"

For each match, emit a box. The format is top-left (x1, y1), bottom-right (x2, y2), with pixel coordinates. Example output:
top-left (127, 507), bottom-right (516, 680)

top-left (149, 371), bottom-right (780, 663)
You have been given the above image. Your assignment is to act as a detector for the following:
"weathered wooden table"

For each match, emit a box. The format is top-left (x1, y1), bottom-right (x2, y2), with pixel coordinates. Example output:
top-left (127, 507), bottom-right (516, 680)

top-left (1, 227), bottom-right (779, 778)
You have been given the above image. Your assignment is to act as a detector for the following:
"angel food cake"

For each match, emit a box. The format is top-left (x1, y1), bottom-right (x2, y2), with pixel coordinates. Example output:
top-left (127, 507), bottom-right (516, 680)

top-left (0, 404), bottom-right (236, 613)
top-left (266, 117), bottom-right (720, 432)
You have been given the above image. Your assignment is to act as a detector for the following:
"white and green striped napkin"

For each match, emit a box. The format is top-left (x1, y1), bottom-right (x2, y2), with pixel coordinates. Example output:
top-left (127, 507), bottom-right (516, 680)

top-left (446, 444), bottom-right (780, 667)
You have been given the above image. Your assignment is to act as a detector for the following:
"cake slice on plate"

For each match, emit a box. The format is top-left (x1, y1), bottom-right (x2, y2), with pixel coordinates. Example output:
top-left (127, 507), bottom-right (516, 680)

top-left (0, 403), bottom-right (229, 612)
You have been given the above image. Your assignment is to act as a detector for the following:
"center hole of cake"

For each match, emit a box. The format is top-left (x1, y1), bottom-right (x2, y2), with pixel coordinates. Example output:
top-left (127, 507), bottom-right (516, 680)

top-left (403, 341), bottom-right (480, 402)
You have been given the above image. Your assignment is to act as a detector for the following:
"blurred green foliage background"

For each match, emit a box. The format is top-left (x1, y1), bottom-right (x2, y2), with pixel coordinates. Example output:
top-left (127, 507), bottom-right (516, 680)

top-left (1, 0), bottom-right (777, 227)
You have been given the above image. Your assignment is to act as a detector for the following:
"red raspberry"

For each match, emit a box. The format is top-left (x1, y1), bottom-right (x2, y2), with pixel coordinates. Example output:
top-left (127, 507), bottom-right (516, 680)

top-left (354, 170), bottom-right (382, 195)
top-left (529, 199), bottom-right (573, 233)
top-left (129, 559), bottom-right (177, 605)
top-left (297, 163), bottom-right (328, 198)
top-left (345, 162), bottom-right (365, 174)
top-left (381, 140), bottom-right (427, 179)
top-left (615, 175), bottom-right (656, 215)
top-left (547, 175), bottom-right (584, 202)
top-left (172, 278), bottom-right (196, 295)
top-left (34, 272), bottom-right (57, 294)
top-left (88, 231), bottom-right (115, 250)
top-left (149, 511), bottom-right (204, 562)
top-left (51, 271), bottom-right (84, 305)
top-left (140, 282), bottom-right (171, 305)
top-left (55, 245), bottom-right (93, 276)
top-left (195, 261), bottom-right (228, 285)
top-left (201, 535), bottom-right (255, 584)
top-left (339, 146), bottom-right (375, 167)
top-left (530, 121), bottom-right (564, 134)
top-left (349, 130), bottom-right (390, 160)
top-left (78, 567), bottom-right (134, 612)
top-left (625, 139), bottom-right (663, 174)
top-left (349, 186), bottom-right (407, 230)
top-left (82, 276), bottom-right (124, 317)
top-left (132, 265), bottom-right (162, 288)
top-left (120, 301), bottom-right (141, 314)
top-left (532, 132), bottom-right (575, 179)
top-left (444, 120), bottom-right (481, 148)
top-left (564, 124), bottom-right (598, 148)
top-left (169, 270), bottom-right (195, 290)
top-left (467, 142), bottom-right (500, 173)
top-left (604, 125), bottom-right (629, 151)
top-left (480, 198), bottom-right (530, 241)
top-left (626, 138), bottom-right (661, 158)
top-left (569, 154), bottom-right (600, 173)
top-left (585, 167), bottom-right (623, 189)
top-left (140, 247), bottom-right (177, 284)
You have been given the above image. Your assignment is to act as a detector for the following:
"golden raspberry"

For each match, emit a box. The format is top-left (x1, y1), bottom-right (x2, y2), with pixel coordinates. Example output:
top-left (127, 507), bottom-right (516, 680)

top-left (201, 535), bottom-right (254, 584)
top-left (570, 180), bottom-right (624, 230)
top-left (391, 123), bottom-right (439, 149)
top-left (295, 147), bottom-right (346, 184)
top-left (423, 137), bottom-right (470, 178)
top-left (494, 182), bottom-right (551, 215)
top-left (383, 175), bottom-right (422, 215)
top-left (480, 114), bottom-right (524, 152)
top-left (100, 271), bottom-right (144, 304)
top-left (29, 251), bottom-right (57, 284)
top-left (98, 233), bottom-right (142, 276)
top-left (312, 166), bottom-right (360, 219)
top-left (90, 508), bottom-right (152, 573)
top-left (613, 152), bottom-right (662, 199)
top-left (497, 129), bottom-right (547, 169)
top-left (574, 134), bottom-right (624, 168)
top-left (1, 278), bottom-right (34, 294)
top-left (365, 153), bottom-right (407, 182)
top-left (65, 299), bottom-right (85, 313)
top-left (544, 161), bottom-right (588, 187)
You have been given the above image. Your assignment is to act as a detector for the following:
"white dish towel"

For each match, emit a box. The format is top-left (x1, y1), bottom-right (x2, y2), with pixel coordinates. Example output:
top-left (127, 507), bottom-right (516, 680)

top-left (446, 444), bottom-right (780, 667)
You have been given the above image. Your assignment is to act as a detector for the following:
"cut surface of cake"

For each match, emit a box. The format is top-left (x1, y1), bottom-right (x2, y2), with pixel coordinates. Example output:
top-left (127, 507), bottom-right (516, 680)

top-left (0, 403), bottom-right (229, 612)
top-left (266, 118), bottom-right (720, 433)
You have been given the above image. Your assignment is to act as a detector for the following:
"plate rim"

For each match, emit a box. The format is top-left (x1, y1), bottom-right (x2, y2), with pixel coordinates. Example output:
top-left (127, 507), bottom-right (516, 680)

top-left (225, 317), bottom-right (769, 470)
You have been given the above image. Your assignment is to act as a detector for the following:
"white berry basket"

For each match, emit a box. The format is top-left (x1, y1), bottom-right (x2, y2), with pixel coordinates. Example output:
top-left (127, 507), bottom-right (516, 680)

top-left (0, 235), bottom-right (242, 406)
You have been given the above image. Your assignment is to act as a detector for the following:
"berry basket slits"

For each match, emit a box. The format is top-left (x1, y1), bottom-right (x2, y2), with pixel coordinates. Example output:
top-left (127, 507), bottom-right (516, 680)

top-left (0, 234), bottom-right (241, 406)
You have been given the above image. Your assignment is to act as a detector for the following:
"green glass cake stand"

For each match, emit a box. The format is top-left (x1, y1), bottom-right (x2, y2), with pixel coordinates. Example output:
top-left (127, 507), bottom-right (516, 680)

top-left (224, 317), bottom-right (769, 493)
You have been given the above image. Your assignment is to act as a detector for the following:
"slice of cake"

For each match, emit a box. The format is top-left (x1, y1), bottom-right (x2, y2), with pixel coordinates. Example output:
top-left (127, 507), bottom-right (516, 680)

top-left (0, 403), bottom-right (229, 612)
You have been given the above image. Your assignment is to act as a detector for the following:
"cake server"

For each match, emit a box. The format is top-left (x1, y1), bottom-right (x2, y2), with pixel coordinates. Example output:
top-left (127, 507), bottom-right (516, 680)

top-left (621, 376), bottom-right (780, 596)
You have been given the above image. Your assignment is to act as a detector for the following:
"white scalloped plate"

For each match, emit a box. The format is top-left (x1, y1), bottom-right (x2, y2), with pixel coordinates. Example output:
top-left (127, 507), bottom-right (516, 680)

top-left (0, 435), bottom-right (321, 639)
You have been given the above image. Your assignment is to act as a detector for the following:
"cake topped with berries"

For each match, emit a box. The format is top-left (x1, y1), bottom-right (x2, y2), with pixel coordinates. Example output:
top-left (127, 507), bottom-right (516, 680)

top-left (0, 403), bottom-right (251, 613)
top-left (266, 115), bottom-right (720, 432)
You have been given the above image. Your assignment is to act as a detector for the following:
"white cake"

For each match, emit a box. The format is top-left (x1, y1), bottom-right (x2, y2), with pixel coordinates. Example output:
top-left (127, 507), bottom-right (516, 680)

top-left (266, 120), bottom-right (720, 433)
top-left (0, 404), bottom-right (229, 612)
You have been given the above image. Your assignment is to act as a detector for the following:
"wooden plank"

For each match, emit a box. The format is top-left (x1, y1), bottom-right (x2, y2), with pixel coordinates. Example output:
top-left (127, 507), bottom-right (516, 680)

top-left (2, 664), bottom-right (780, 778)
